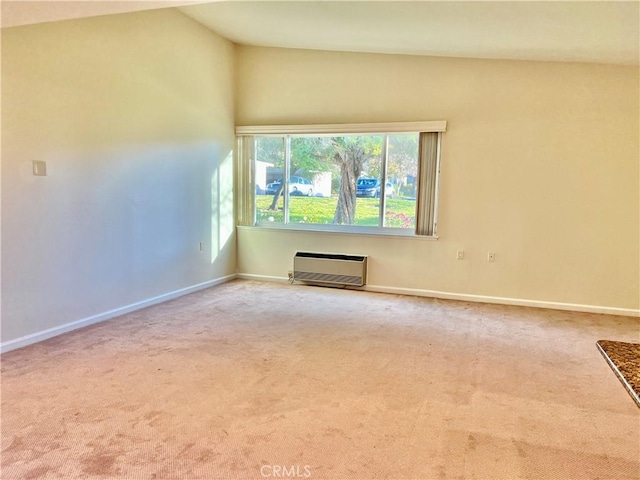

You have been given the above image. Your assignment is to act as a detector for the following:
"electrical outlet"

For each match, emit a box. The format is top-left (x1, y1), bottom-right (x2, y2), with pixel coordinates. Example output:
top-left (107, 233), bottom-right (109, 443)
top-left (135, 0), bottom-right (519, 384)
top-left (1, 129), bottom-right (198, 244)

top-left (199, 241), bottom-right (204, 252)
top-left (457, 250), bottom-right (465, 260)
top-left (488, 252), bottom-right (495, 262)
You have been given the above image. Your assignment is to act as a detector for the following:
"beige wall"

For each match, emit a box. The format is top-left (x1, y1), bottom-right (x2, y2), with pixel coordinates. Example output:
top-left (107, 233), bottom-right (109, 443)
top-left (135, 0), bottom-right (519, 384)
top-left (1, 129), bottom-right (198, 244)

top-left (1, 9), bottom-right (236, 344)
top-left (235, 46), bottom-right (639, 313)
top-left (2, 15), bottom-right (638, 349)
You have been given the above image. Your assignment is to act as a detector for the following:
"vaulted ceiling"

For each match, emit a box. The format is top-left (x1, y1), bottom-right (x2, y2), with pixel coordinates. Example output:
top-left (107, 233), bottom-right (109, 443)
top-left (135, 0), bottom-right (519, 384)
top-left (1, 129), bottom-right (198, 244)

top-left (3, 1), bottom-right (639, 66)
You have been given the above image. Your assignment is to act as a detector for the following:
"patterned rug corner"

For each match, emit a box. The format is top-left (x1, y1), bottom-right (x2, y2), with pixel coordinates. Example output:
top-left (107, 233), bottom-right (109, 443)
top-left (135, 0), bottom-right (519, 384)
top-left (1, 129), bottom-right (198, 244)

top-left (597, 340), bottom-right (640, 408)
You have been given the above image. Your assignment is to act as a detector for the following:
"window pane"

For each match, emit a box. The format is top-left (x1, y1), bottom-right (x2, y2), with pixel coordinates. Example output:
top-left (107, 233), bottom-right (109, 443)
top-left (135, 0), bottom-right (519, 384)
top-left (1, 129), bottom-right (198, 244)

top-left (255, 137), bottom-right (285, 224)
top-left (285, 137), bottom-right (336, 225)
top-left (251, 132), bottom-right (423, 231)
top-left (352, 135), bottom-right (384, 226)
top-left (385, 134), bottom-right (419, 229)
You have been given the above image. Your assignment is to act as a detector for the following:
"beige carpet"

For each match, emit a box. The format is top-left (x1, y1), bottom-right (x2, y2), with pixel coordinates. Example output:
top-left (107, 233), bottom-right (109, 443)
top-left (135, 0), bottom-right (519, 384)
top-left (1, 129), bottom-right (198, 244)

top-left (1, 280), bottom-right (639, 479)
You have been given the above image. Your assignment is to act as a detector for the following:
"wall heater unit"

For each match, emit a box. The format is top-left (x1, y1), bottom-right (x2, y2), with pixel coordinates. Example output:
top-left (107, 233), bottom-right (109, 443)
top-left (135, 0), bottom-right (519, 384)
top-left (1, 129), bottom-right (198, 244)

top-left (293, 252), bottom-right (367, 287)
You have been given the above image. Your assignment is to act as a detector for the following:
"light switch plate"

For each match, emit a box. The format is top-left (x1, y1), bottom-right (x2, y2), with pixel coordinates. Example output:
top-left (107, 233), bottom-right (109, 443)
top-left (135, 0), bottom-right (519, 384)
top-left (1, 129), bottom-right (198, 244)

top-left (32, 160), bottom-right (47, 176)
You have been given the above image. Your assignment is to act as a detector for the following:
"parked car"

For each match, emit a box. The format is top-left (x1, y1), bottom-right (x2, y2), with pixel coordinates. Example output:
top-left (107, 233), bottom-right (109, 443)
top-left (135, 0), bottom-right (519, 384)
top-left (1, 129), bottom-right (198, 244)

top-left (265, 176), bottom-right (314, 196)
top-left (356, 178), bottom-right (394, 198)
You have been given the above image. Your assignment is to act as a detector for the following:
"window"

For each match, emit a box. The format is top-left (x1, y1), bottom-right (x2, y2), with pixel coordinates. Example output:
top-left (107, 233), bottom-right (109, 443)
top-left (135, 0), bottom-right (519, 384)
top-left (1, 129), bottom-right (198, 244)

top-left (237, 122), bottom-right (445, 236)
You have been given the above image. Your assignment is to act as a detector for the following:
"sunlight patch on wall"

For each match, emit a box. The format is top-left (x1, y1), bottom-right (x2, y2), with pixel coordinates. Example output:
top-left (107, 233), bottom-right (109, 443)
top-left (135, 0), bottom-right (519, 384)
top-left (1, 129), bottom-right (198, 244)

top-left (210, 149), bottom-right (234, 264)
top-left (219, 150), bottom-right (235, 250)
top-left (211, 164), bottom-right (220, 262)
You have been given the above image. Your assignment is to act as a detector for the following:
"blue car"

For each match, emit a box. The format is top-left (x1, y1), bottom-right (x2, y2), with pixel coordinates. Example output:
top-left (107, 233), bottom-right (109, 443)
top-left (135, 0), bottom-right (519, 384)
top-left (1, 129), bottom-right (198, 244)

top-left (356, 178), bottom-right (394, 198)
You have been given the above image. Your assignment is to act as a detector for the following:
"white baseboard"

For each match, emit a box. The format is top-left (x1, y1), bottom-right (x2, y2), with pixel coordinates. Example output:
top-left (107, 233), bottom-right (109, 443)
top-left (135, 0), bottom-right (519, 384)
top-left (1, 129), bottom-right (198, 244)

top-left (236, 273), bottom-right (291, 283)
top-left (364, 284), bottom-right (640, 317)
top-left (238, 273), bottom-right (640, 317)
top-left (4, 273), bottom-right (635, 354)
top-left (1, 274), bottom-right (237, 354)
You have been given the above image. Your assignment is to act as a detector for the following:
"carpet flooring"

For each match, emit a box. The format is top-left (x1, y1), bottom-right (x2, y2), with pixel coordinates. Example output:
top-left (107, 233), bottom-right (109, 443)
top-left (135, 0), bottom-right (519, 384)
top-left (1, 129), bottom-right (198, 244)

top-left (1, 280), bottom-right (639, 479)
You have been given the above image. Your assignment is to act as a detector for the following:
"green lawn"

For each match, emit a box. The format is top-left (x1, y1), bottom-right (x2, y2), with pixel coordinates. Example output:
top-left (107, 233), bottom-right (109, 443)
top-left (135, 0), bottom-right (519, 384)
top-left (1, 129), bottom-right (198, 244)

top-left (256, 195), bottom-right (416, 228)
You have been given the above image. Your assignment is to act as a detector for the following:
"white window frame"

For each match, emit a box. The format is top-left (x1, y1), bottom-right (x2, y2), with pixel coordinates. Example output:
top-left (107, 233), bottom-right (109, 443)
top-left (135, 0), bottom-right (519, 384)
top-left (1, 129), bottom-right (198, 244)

top-left (236, 121), bottom-right (445, 237)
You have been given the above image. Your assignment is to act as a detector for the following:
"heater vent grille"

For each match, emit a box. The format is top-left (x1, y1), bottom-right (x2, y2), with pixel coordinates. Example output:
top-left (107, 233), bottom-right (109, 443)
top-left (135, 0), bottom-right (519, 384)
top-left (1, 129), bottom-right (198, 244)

top-left (293, 252), bottom-right (367, 287)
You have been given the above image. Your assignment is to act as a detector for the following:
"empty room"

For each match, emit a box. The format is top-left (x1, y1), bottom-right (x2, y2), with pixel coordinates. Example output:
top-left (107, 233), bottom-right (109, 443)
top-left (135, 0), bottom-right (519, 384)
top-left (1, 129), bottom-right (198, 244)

top-left (1, 1), bottom-right (639, 479)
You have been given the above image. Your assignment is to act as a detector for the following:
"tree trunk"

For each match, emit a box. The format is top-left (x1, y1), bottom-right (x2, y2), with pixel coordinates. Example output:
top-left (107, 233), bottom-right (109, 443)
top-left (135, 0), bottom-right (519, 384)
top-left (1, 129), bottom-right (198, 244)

top-left (268, 182), bottom-right (285, 210)
top-left (332, 141), bottom-right (366, 225)
top-left (333, 167), bottom-right (358, 224)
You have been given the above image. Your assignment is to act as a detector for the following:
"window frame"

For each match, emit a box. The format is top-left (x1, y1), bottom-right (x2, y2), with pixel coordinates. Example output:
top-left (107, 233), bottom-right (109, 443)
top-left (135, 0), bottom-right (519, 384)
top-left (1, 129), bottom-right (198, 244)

top-left (236, 121), bottom-right (446, 238)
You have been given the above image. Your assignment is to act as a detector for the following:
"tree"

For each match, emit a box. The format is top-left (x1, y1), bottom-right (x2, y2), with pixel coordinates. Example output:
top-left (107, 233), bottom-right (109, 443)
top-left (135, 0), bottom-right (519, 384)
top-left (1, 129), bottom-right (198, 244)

top-left (256, 137), bottom-right (332, 211)
top-left (387, 134), bottom-right (419, 197)
top-left (257, 135), bottom-right (382, 225)
top-left (332, 136), bottom-right (381, 224)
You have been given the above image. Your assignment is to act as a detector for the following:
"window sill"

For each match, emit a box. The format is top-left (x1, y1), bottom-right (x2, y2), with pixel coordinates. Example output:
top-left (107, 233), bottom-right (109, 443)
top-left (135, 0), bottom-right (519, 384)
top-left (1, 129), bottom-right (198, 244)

top-left (237, 224), bottom-right (438, 240)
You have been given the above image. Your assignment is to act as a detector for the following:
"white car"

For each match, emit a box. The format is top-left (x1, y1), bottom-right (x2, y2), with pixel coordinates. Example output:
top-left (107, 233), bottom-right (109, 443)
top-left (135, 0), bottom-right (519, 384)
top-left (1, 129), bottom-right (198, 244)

top-left (266, 176), bottom-right (314, 196)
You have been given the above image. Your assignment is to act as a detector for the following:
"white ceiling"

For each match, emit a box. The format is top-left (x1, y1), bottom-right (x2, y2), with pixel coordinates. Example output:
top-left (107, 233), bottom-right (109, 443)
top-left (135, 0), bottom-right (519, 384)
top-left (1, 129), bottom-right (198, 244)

top-left (2, 1), bottom-right (639, 66)
top-left (178, 1), bottom-right (640, 65)
top-left (0, 0), bottom-right (210, 28)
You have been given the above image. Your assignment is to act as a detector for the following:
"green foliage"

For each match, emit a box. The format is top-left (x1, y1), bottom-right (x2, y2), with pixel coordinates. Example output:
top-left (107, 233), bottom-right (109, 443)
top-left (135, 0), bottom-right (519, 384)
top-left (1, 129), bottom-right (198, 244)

top-left (291, 137), bottom-right (333, 174)
top-left (387, 134), bottom-right (419, 195)
top-left (256, 137), bottom-right (332, 176)
top-left (255, 137), bottom-right (285, 166)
